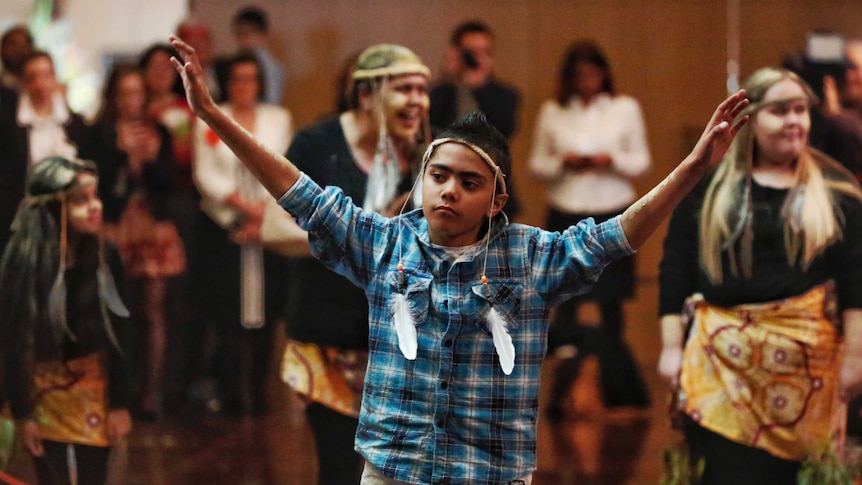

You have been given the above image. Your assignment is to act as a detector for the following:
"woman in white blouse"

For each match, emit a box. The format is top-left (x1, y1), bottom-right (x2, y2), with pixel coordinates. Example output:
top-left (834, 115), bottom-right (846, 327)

top-left (529, 40), bottom-right (651, 418)
top-left (192, 52), bottom-right (292, 416)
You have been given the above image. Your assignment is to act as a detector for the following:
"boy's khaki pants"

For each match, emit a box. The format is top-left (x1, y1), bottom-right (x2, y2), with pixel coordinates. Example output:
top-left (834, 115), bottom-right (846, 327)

top-left (361, 462), bottom-right (532, 485)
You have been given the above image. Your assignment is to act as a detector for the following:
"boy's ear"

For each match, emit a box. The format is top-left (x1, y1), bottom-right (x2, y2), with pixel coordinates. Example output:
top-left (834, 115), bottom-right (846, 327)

top-left (489, 193), bottom-right (509, 217)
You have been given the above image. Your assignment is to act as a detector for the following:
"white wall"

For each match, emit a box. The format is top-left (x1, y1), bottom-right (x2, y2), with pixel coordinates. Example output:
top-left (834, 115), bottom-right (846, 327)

top-left (0, 0), bottom-right (187, 116)
top-left (65, 0), bottom-right (187, 57)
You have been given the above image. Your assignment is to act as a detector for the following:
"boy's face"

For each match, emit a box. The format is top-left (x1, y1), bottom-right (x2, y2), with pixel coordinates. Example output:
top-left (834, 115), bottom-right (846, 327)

top-left (421, 142), bottom-right (507, 247)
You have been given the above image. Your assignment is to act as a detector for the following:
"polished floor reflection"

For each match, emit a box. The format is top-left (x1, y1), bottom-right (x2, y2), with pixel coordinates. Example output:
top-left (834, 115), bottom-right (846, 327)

top-left (5, 287), bottom-right (678, 485)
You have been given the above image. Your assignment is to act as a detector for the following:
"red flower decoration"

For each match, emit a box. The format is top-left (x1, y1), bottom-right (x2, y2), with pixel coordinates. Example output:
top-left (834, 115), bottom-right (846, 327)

top-left (205, 128), bottom-right (220, 146)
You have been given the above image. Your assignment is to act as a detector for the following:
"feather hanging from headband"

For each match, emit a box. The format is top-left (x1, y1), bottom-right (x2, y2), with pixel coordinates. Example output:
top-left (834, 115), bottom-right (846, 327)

top-left (97, 263), bottom-right (130, 318)
top-left (723, 177), bottom-right (750, 249)
top-left (363, 77), bottom-right (401, 214)
top-left (364, 135), bottom-right (400, 213)
top-left (487, 303), bottom-right (515, 375)
top-left (48, 268), bottom-right (74, 340)
top-left (48, 198), bottom-right (76, 341)
top-left (390, 292), bottom-right (418, 360)
top-left (97, 250), bottom-right (129, 354)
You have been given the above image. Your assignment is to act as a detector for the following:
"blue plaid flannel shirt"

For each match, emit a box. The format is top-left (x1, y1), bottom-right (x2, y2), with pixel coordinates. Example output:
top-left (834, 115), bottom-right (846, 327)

top-left (279, 174), bottom-right (634, 484)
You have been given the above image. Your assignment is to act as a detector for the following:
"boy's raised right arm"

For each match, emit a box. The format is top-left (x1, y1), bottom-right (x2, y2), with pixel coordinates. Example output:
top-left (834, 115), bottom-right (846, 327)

top-left (170, 36), bottom-right (300, 199)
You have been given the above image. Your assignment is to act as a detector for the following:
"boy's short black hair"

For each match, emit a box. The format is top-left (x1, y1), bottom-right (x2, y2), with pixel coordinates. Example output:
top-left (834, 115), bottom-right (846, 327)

top-left (233, 6), bottom-right (269, 32)
top-left (437, 111), bottom-right (512, 189)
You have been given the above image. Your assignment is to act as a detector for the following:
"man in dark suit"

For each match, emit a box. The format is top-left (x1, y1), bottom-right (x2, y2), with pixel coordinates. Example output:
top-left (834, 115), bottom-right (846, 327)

top-left (0, 25), bottom-right (34, 92)
top-left (429, 20), bottom-right (522, 216)
top-left (429, 21), bottom-right (520, 139)
top-left (0, 52), bottom-right (90, 254)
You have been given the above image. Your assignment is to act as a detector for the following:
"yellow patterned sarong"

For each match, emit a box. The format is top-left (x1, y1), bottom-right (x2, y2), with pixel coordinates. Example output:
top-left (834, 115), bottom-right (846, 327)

top-left (678, 284), bottom-right (845, 461)
top-left (280, 341), bottom-right (367, 418)
top-left (32, 353), bottom-right (109, 447)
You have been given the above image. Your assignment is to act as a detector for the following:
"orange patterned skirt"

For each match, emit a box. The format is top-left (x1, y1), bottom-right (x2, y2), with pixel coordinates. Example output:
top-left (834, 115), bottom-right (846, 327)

top-left (33, 353), bottom-right (110, 447)
top-left (678, 283), bottom-right (845, 461)
top-left (280, 341), bottom-right (367, 418)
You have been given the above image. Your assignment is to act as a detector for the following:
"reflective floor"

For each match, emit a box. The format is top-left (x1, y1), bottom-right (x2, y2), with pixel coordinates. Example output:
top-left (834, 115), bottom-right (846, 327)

top-left (5, 286), bottom-right (679, 485)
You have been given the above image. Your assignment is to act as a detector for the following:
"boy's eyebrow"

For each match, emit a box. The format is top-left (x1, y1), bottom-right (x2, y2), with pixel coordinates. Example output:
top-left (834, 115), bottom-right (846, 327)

top-left (427, 162), bottom-right (489, 180)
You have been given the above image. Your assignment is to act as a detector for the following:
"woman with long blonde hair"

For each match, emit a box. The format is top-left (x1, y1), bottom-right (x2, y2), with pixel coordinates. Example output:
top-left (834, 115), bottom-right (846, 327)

top-left (659, 67), bottom-right (862, 483)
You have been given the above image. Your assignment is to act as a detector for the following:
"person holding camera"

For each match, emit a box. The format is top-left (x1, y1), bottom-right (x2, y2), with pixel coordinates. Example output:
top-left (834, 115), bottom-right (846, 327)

top-left (429, 20), bottom-right (522, 217)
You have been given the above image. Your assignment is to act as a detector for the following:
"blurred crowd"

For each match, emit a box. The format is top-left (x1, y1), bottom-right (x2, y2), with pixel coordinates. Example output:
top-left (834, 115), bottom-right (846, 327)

top-left (4, 4), bottom-right (862, 484)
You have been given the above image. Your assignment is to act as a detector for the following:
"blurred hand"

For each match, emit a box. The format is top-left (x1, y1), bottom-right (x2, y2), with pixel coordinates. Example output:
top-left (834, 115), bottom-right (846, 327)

top-left (823, 75), bottom-right (842, 117)
top-left (563, 153), bottom-right (613, 171)
top-left (119, 121), bottom-right (160, 176)
top-left (170, 35), bottom-right (216, 118)
top-left (591, 153), bottom-right (612, 168)
top-left (840, 351), bottom-right (862, 402)
top-left (658, 346), bottom-right (684, 390)
top-left (688, 90), bottom-right (749, 172)
top-left (20, 419), bottom-right (43, 456)
top-left (439, 46), bottom-right (464, 80)
top-left (230, 199), bottom-right (266, 245)
top-left (231, 219), bottom-right (262, 245)
top-left (106, 409), bottom-right (132, 444)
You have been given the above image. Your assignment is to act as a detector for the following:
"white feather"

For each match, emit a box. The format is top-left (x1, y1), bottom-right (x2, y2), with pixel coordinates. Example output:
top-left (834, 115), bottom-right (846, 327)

top-left (488, 306), bottom-right (515, 375)
top-left (391, 293), bottom-right (418, 360)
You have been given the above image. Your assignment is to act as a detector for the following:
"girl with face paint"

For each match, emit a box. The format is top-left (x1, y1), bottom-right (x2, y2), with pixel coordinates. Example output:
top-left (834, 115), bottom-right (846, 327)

top-left (0, 157), bottom-right (132, 485)
top-left (659, 67), bottom-right (862, 484)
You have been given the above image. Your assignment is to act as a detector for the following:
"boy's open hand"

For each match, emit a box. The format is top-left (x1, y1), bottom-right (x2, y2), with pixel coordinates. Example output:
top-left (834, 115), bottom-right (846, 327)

top-left (169, 35), bottom-right (215, 118)
top-left (689, 90), bottom-right (749, 172)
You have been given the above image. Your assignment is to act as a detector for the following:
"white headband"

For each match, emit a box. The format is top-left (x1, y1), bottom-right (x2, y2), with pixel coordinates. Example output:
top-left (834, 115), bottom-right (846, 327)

top-left (421, 138), bottom-right (507, 194)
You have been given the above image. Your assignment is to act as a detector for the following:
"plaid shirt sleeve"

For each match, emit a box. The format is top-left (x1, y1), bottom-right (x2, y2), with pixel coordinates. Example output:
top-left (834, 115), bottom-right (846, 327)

top-left (277, 173), bottom-right (391, 289)
top-left (528, 215), bottom-right (635, 305)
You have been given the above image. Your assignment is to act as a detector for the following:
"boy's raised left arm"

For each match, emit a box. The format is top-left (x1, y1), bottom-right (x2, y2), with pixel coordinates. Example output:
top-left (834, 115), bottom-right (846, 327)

top-left (620, 91), bottom-right (749, 250)
top-left (170, 36), bottom-right (300, 200)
